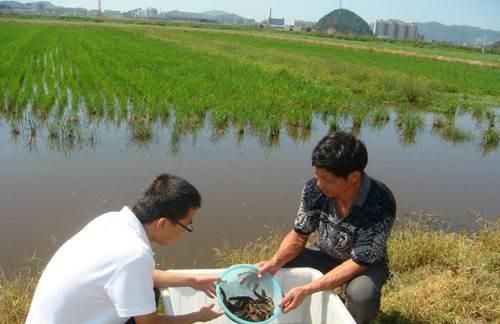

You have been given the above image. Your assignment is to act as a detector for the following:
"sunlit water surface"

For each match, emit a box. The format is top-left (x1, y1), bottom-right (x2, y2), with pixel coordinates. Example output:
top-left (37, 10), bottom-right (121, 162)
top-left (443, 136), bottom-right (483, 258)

top-left (1, 111), bottom-right (499, 269)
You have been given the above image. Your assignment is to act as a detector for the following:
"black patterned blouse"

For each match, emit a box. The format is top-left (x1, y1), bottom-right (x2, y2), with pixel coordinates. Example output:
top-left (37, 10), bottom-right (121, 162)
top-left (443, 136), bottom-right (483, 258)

top-left (294, 173), bottom-right (396, 266)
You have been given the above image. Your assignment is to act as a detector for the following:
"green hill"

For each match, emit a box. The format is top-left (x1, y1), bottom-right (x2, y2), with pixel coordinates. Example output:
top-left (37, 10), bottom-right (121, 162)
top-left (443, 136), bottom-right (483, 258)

top-left (317, 8), bottom-right (372, 35)
top-left (490, 40), bottom-right (500, 48)
top-left (417, 22), bottom-right (500, 46)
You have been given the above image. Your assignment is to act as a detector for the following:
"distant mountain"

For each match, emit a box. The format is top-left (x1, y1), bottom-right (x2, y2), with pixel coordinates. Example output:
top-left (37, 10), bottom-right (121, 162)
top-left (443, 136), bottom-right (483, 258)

top-left (416, 22), bottom-right (500, 46)
top-left (202, 10), bottom-right (230, 17)
top-left (0, 1), bottom-right (255, 23)
top-left (161, 9), bottom-right (255, 24)
top-left (0, 0), bottom-right (87, 15)
top-left (317, 9), bottom-right (372, 35)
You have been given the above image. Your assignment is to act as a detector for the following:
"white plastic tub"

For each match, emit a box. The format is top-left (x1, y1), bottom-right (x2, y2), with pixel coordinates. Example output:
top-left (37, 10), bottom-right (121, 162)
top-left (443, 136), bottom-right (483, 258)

top-left (162, 267), bottom-right (355, 324)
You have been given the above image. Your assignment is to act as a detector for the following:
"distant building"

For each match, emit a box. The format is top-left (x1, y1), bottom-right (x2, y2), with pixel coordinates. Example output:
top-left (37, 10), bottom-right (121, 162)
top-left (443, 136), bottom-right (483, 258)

top-left (123, 8), bottom-right (158, 19)
top-left (374, 19), bottom-right (418, 40)
top-left (103, 10), bottom-right (122, 17)
top-left (214, 16), bottom-right (256, 25)
top-left (294, 20), bottom-right (316, 31)
top-left (269, 17), bottom-right (285, 27)
top-left (146, 7), bottom-right (158, 18)
top-left (267, 8), bottom-right (285, 29)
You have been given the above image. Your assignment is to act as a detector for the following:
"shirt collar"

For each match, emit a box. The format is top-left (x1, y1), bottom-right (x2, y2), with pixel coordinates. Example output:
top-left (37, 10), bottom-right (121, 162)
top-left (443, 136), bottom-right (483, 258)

top-left (120, 206), bottom-right (152, 251)
top-left (352, 172), bottom-right (371, 207)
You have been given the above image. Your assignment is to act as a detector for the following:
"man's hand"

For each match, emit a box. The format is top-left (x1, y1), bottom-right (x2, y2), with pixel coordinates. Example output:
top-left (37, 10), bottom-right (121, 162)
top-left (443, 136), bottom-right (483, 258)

top-left (196, 303), bottom-right (224, 322)
top-left (279, 286), bottom-right (310, 314)
top-left (256, 230), bottom-right (308, 278)
top-left (190, 276), bottom-right (220, 298)
top-left (256, 259), bottom-right (281, 278)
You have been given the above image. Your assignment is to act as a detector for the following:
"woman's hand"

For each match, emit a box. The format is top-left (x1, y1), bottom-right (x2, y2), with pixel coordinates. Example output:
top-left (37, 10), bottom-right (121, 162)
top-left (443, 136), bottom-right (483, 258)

top-left (190, 276), bottom-right (220, 298)
top-left (256, 259), bottom-right (281, 278)
top-left (279, 285), bottom-right (310, 313)
top-left (196, 303), bottom-right (224, 322)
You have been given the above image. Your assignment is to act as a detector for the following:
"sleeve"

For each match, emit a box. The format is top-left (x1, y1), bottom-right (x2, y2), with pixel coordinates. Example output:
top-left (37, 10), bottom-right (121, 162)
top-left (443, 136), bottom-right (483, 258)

top-left (293, 179), bottom-right (324, 235)
top-left (351, 193), bottom-right (396, 266)
top-left (105, 254), bottom-right (156, 318)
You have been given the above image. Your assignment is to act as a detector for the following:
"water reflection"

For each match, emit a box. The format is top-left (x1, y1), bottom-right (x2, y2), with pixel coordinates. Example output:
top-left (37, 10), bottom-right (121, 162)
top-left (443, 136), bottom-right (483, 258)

top-left (1, 104), bottom-right (498, 156)
top-left (1, 106), bottom-right (499, 271)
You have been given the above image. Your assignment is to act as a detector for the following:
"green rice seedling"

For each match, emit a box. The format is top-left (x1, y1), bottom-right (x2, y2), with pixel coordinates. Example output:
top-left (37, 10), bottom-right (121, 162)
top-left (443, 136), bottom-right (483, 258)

top-left (439, 125), bottom-right (472, 143)
top-left (369, 107), bottom-right (390, 124)
top-left (431, 116), bottom-right (448, 129)
top-left (438, 98), bottom-right (459, 117)
top-left (351, 102), bottom-right (370, 122)
top-left (9, 118), bottom-right (21, 136)
top-left (396, 110), bottom-right (424, 145)
top-left (482, 127), bottom-right (499, 146)
top-left (47, 120), bottom-right (60, 140)
top-left (129, 118), bottom-right (154, 144)
top-left (396, 110), bottom-right (424, 132)
top-left (55, 88), bottom-right (69, 117)
top-left (210, 111), bottom-right (229, 132)
top-left (327, 114), bottom-right (339, 133)
top-left (480, 110), bottom-right (499, 149)
top-left (484, 110), bottom-right (496, 128)
top-left (268, 117), bottom-right (281, 138)
top-left (399, 77), bottom-right (428, 105)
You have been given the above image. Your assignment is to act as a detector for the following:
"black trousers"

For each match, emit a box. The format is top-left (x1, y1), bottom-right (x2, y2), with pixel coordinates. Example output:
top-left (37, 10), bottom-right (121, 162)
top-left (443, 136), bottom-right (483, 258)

top-left (124, 288), bottom-right (161, 324)
top-left (284, 248), bottom-right (389, 324)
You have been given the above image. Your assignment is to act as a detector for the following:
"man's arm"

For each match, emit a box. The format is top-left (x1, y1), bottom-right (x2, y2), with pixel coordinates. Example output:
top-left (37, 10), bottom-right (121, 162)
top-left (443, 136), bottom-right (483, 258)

top-left (133, 304), bottom-right (223, 324)
top-left (279, 258), bottom-right (367, 313)
top-left (258, 230), bottom-right (309, 276)
top-left (153, 270), bottom-right (218, 298)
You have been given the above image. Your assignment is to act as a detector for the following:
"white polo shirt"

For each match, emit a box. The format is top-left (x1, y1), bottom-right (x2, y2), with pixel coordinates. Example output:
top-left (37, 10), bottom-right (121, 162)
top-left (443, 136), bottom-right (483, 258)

top-left (26, 207), bottom-right (156, 324)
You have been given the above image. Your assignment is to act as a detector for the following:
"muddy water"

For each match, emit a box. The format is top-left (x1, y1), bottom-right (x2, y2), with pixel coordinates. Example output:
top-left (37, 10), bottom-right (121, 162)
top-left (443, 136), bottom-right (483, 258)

top-left (0, 112), bottom-right (499, 270)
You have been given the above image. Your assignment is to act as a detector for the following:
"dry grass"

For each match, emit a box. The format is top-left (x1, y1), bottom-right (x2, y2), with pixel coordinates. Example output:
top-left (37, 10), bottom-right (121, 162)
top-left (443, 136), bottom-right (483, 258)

top-left (0, 257), bottom-right (45, 324)
top-left (213, 229), bottom-right (285, 266)
top-left (380, 220), bottom-right (500, 323)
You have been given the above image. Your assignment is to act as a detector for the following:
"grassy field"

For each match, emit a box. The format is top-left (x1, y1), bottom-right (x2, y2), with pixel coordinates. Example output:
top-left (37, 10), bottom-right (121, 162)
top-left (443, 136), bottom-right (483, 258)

top-left (0, 18), bottom-right (499, 147)
top-left (2, 220), bottom-right (498, 323)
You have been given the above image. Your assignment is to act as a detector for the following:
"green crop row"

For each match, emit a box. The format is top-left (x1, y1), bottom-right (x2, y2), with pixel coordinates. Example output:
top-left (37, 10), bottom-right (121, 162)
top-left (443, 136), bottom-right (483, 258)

top-left (0, 21), bottom-right (498, 152)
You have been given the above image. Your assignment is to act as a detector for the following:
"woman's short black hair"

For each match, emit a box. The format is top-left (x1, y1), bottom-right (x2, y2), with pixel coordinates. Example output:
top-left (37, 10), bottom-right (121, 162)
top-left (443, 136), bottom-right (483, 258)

top-left (311, 132), bottom-right (368, 178)
top-left (132, 174), bottom-right (201, 224)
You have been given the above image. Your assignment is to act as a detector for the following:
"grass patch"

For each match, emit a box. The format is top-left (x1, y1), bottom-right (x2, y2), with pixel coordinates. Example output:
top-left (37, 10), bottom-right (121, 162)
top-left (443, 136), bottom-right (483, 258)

top-left (0, 257), bottom-right (45, 324)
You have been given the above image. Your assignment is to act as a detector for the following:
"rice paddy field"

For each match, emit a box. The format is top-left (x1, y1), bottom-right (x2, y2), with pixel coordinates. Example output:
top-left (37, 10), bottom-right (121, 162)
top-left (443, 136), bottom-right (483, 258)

top-left (0, 18), bottom-right (499, 147)
top-left (1, 16), bottom-right (500, 324)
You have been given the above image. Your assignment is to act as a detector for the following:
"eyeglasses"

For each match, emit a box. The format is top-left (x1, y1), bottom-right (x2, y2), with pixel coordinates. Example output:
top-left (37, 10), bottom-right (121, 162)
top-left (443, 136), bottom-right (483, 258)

top-left (174, 220), bottom-right (194, 233)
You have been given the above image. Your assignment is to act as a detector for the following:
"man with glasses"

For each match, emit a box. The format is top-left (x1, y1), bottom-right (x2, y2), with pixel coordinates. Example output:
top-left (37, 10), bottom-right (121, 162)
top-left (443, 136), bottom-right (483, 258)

top-left (173, 219), bottom-right (194, 233)
top-left (258, 132), bottom-right (396, 324)
top-left (27, 174), bottom-right (223, 324)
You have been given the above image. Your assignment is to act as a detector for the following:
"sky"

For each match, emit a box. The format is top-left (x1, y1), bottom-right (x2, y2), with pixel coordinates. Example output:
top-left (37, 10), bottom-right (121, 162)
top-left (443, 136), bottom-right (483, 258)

top-left (23, 0), bottom-right (500, 31)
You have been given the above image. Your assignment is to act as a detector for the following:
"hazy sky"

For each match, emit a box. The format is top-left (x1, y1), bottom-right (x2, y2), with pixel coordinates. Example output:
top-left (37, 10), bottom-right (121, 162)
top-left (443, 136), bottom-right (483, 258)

top-left (26, 0), bottom-right (500, 31)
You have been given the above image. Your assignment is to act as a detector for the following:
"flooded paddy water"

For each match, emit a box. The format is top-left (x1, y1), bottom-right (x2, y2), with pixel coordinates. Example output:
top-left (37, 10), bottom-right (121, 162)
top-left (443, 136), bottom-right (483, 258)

top-left (1, 110), bottom-right (499, 270)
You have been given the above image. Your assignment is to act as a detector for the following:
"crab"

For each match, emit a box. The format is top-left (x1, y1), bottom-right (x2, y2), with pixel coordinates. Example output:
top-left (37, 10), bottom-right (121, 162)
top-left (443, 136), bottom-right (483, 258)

top-left (220, 287), bottom-right (274, 322)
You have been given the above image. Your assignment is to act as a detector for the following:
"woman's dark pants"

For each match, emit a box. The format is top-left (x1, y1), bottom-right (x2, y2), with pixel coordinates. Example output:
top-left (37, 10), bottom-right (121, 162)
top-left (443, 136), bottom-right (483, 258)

top-left (284, 248), bottom-right (389, 324)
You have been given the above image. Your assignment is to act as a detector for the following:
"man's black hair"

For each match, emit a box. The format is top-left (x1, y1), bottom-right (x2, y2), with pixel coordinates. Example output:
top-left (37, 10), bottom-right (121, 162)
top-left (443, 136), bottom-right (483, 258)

top-left (132, 174), bottom-right (201, 224)
top-left (311, 132), bottom-right (368, 178)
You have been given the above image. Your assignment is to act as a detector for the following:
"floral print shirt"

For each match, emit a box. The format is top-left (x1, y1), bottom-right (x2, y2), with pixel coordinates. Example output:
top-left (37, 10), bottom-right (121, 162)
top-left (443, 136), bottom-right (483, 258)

top-left (294, 173), bottom-right (396, 266)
